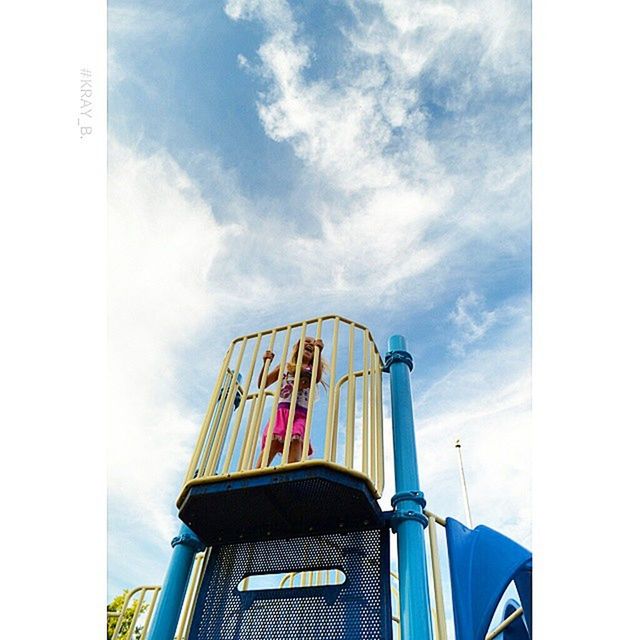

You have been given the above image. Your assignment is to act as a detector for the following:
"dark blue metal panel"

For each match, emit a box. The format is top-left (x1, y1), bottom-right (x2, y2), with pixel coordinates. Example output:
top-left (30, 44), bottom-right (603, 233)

top-left (445, 518), bottom-right (532, 640)
top-left (187, 527), bottom-right (393, 640)
top-left (178, 465), bottom-right (384, 546)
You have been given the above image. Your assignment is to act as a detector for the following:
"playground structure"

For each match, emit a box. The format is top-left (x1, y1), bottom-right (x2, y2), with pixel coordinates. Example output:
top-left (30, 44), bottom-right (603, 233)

top-left (109, 315), bottom-right (532, 639)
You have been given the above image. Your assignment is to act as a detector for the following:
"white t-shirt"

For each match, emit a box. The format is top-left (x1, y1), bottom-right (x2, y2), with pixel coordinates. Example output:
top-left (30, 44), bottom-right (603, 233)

top-left (278, 370), bottom-right (311, 408)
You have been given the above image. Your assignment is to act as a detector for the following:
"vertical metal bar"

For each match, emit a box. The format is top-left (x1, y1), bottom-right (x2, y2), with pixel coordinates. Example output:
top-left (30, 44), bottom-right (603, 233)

top-left (427, 515), bottom-right (448, 640)
top-left (139, 588), bottom-right (160, 640)
top-left (238, 396), bottom-right (258, 471)
top-left (391, 579), bottom-right (402, 640)
top-left (330, 379), bottom-right (342, 464)
top-left (301, 319), bottom-right (323, 461)
top-left (111, 589), bottom-right (138, 640)
top-left (206, 338), bottom-right (248, 475)
top-left (386, 334), bottom-right (434, 640)
top-left (330, 329), bottom-right (344, 462)
top-left (174, 553), bottom-right (204, 640)
top-left (323, 317), bottom-right (340, 461)
top-left (282, 322), bottom-right (307, 463)
top-left (199, 368), bottom-right (235, 476)
top-left (183, 344), bottom-right (235, 483)
top-left (345, 323), bottom-right (356, 468)
top-left (369, 340), bottom-right (377, 482)
top-left (375, 350), bottom-right (385, 495)
top-left (124, 591), bottom-right (145, 640)
top-left (370, 350), bottom-right (379, 492)
top-left (368, 345), bottom-right (377, 490)
top-left (260, 327), bottom-right (292, 468)
top-left (362, 331), bottom-right (370, 476)
top-left (182, 554), bottom-right (206, 639)
top-left (222, 334), bottom-right (263, 473)
top-left (188, 549), bottom-right (210, 636)
top-left (246, 393), bottom-right (273, 470)
top-left (110, 598), bottom-right (125, 639)
top-left (243, 330), bottom-right (277, 468)
top-left (196, 375), bottom-right (229, 478)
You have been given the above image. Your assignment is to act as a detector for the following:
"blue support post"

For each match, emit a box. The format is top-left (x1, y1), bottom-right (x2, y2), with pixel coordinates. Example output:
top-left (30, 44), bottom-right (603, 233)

top-left (147, 523), bottom-right (204, 640)
top-left (385, 335), bottom-right (434, 640)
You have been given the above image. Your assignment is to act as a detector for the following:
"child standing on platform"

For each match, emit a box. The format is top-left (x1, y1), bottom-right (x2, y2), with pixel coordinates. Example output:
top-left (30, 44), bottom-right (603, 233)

top-left (256, 337), bottom-right (326, 466)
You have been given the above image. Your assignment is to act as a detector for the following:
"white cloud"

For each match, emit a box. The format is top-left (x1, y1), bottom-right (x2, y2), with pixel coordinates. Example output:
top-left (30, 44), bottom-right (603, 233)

top-left (108, 139), bottom-right (245, 546)
top-left (107, 3), bottom-right (191, 95)
top-left (346, 0), bottom-right (531, 100)
top-left (224, 0), bottom-right (529, 302)
top-left (449, 291), bottom-right (498, 355)
top-left (107, 0), bottom-right (531, 600)
top-left (415, 302), bottom-right (531, 546)
top-left (110, 0), bottom-right (530, 314)
top-left (225, 0), bottom-right (298, 33)
top-left (225, 1), bottom-right (454, 298)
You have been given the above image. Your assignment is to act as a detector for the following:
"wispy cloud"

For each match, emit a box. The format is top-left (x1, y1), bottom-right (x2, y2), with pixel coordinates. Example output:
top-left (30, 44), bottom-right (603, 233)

top-left (108, 3), bottom-right (189, 41)
top-left (449, 291), bottom-right (497, 355)
top-left (415, 300), bottom-right (531, 544)
top-left (223, 0), bottom-right (529, 302)
top-left (107, 0), bottom-right (531, 596)
top-left (346, 0), bottom-right (530, 93)
top-left (107, 140), bottom-right (246, 543)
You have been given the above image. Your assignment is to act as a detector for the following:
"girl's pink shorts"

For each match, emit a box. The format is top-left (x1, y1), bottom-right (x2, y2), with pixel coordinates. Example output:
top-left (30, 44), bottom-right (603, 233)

top-left (261, 403), bottom-right (313, 455)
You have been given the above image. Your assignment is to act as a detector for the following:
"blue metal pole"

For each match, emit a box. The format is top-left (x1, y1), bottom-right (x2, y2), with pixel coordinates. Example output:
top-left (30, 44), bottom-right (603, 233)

top-left (386, 334), bottom-right (434, 640)
top-left (147, 523), bottom-right (204, 640)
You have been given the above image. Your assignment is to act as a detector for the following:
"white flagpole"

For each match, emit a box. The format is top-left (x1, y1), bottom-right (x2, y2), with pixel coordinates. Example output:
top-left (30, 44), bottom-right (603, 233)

top-left (455, 438), bottom-right (473, 528)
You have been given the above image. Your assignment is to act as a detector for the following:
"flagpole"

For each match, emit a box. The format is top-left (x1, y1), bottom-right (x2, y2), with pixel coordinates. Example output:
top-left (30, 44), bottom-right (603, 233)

top-left (454, 438), bottom-right (473, 528)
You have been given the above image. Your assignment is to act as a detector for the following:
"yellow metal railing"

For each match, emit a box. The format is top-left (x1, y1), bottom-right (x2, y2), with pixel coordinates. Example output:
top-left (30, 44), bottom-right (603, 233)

top-left (108, 553), bottom-right (207, 640)
top-left (174, 551), bottom-right (207, 640)
top-left (391, 571), bottom-right (401, 638)
top-left (425, 510), bottom-right (448, 640)
top-left (485, 607), bottom-right (525, 640)
top-left (108, 586), bottom-right (160, 640)
top-left (238, 569), bottom-right (346, 591)
top-left (180, 315), bottom-right (385, 499)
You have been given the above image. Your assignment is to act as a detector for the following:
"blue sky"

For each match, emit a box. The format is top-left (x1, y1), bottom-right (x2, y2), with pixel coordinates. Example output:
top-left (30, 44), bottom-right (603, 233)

top-left (107, 0), bottom-right (531, 620)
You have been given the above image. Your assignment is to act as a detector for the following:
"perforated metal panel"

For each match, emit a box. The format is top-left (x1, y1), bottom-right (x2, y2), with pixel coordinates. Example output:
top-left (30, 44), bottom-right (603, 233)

top-left (179, 466), bottom-right (384, 546)
top-left (187, 528), bottom-right (392, 640)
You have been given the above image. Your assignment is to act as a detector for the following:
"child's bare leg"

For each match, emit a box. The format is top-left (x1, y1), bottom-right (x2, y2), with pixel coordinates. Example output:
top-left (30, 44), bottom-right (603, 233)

top-left (255, 440), bottom-right (280, 468)
top-left (287, 439), bottom-right (303, 463)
